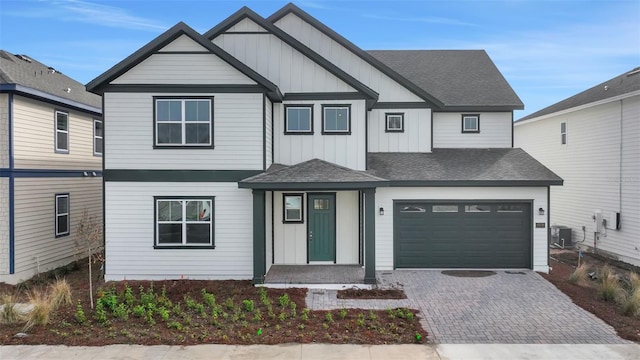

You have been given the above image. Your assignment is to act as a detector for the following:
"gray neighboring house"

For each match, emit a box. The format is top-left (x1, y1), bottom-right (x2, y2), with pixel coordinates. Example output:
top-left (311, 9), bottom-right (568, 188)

top-left (0, 50), bottom-right (103, 284)
top-left (515, 68), bottom-right (640, 266)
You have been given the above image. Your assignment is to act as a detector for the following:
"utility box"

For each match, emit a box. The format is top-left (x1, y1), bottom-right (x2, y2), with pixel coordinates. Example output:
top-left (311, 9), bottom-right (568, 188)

top-left (558, 226), bottom-right (572, 247)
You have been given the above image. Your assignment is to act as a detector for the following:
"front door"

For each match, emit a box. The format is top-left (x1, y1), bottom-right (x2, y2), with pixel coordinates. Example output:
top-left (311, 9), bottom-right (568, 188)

top-left (307, 193), bottom-right (336, 262)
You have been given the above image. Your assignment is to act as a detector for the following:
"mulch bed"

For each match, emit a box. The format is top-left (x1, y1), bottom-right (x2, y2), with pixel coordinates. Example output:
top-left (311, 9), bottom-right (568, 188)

top-left (337, 288), bottom-right (407, 300)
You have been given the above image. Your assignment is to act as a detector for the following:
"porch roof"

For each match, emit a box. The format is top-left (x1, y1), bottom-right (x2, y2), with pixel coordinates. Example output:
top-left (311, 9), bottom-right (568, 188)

top-left (238, 158), bottom-right (387, 190)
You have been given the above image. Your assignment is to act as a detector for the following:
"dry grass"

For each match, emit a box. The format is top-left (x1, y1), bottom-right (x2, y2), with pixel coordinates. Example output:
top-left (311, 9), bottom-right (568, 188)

top-left (622, 288), bottom-right (640, 318)
top-left (0, 293), bottom-right (24, 325)
top-left (23, 288), bottom-right (52, 332)
top-left (49, 278), bottom-right (72, 309)
top-left (568, 264), bottom-right (589, 286)
top-left (599, 264), bottom-right (615, 281)
top-left (629, 272), bottom-right (640, 292)
top-left (597, 265), bottom-right (624, 303)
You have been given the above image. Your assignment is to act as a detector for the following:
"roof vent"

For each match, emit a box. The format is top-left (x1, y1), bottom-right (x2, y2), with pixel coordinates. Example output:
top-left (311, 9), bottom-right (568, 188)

top-left (15, 54), bottom-right (32, 63)
top-left (64, 88), bottom-right (71, 93)
top-left (48, 67), bottom-right (57, 74)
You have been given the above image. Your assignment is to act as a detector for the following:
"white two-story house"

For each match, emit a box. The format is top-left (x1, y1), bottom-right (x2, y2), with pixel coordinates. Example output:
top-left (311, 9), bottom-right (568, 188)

top-left (87, 3), bottom-right (561, 284)
top-left (1, 50), bottom-right (102, 284)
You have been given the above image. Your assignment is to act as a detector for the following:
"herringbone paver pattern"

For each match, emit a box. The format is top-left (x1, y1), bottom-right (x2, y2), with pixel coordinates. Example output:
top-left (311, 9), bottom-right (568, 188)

top-left (305, 270), bottom-right (629, 344)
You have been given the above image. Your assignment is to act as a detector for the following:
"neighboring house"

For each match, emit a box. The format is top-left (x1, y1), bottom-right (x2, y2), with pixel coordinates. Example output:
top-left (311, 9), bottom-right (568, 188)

top-left (0, 50), bottom-right (103, 284)
top-left (87, 3), bottom-right (561, 284)
top-left (515, 68), bottom-right (640, 266)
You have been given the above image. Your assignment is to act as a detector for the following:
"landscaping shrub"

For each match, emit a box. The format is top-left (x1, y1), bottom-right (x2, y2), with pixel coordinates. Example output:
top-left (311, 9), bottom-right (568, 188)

top-left (49, 278), bottom-right (73, 309)
top-left (23, 288), bottom-right (53, 331)
top-left (622, 288), bottom-right (640, 318)
top-left (629, 272), bottom-right (640, 292)
top-left (0, 293), bottom-right (23, 325)
top-left (568, 264), bottom-right (589, 285)
top-left (597, 266), bottom-right (624, 302)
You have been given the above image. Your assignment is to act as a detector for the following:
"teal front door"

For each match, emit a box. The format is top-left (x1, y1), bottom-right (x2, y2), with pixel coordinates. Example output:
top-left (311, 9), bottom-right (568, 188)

top-left (307, 193), bottom-right (336, 262)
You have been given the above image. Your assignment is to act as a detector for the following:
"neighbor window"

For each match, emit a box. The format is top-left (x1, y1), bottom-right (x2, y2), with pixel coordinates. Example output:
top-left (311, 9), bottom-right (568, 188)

top-left (94, 119), bottom-right (103, 156)
top-left (283, 194), bottom-right (303, 223)
top-left (155, 197), bottom-right (214, 247)
top-left (285, 105), bottom-right (313, 134)
top-left (385, 113), bottom-right (404, 132)
top-left (322, 105), bottom-right (350, 134)
top-left (55, 110), bottom-right (69, 153)
top-left (154, 98), bottom-right (213, 147)
top-left (560, 122), bottom-right (567, 144)
top-left (461, 114), bottom-right (480, 133)
top-left (55, 194), bottom-right (70, 237)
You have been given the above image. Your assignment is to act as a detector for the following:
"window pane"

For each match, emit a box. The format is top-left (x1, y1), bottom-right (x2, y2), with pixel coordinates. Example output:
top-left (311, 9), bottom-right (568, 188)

top-left (400, 205), bottom-right (426, 213)
top-left (561, 133), bottom-right (567, 144)
top-left (57, 196), bottom-right (68, 214)
top-left (287, 108), bottom-right (311, 132)
top-left (185, 100), bottom-right (210, 122)
top-left (157, 100), bottom-right (182, 121)
top-left (464, 117), bottom-right (477, 130)
top-left (186, 200), bottom-right (211, 221)
top-left (158, 224), bottom-right (182, 244)
top-left (313, 199), bottom-right (329, 210)
top-left (185, 123), bottom-right (210, 144)
top-left (285, 209), bottom-right (301, 221)
top-left (432, 205), bottom-right (458, 213)
top-left (285, 196), bottom-right (301, 210)
top-left (56, 113), bottom-right (68, 130)
top-left (186, 224), bottom-right (211, 244)
top-left (158, 200), bottom-right (182, 221)
top-left (95, 138), bottom-right (103, 154)
top-left (465, 204), bottom-right (490, 212)
top-left (497, 204), bottom-right (524, 213)
top-left (324, 107), bottom-right (348, 131)
top-left (57, 132), bottom-right (68, 150)
top-left (560, 122), bottom-right (566, 133)
top-left (57, 215), bottom-right (69, 234)
top-left (387, 116), bottom-right (402, 129)
top-left (157, 123), bottom-right (182, 144)
top-left (95, 121), bottom-right (103, 137)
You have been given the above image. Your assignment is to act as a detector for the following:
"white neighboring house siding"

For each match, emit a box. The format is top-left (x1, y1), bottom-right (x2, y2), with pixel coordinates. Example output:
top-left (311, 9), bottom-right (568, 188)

top-left (273, 13), bottom-right (424, 102)
top-left (368, 108), bottom-right (431, 152)
top-left (433, 112), bottom-right (512, 148)
top-left (272, 191), bottom-right (359, 265)
top-left (375, 187), bottom-right (549, 272)
top-left (0, 178), bottom-right (8, 275)
top-left (0, 93), bottom-right (8, 168)
top-left (515, 94), bottom-right (640, 266)
top-left (265, 97), bottom-right (273, 168)
top-left (104, 182), bottom-right (253, 281)
top-left (274, 100), bottom-right (366, 170)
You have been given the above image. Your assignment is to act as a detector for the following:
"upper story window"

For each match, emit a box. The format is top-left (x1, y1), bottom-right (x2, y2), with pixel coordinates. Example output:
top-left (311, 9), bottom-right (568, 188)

top-left (155, 197), bottom-right (214, 248)
top-left (285, 105), bottom-right (313, 134)
top-left (154, 98), bottom-right (213, 148)
top-left (385, 113), bottom-right (404, 132)
top-left (461, 114), bottom-right (480, 133)
top-left (55, 193), bottom-right (70, 238)
top-left (322, 105), bottom-right (350, 134)
top-left (94, 119), bottom-right (103, 156)
top-left (55, 110), bottom-right (69, 153)
top-left (560, 122), bottom-right (567, 145)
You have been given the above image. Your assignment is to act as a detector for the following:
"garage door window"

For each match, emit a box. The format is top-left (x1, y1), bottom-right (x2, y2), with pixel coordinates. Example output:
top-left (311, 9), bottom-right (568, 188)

top-left (400, 205), bottom-right (426, 213)
top-left (465, 204), bottom-right (490, 212)
top-left (432, 205), bottom-right (458, 213)
top-left (497, 204), bottom-right (524, 212)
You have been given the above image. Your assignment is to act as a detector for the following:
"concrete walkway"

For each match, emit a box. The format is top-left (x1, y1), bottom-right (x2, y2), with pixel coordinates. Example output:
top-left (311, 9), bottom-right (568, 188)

top-left (307, 270), bottom-right (629, 344)
top-left (1, 343), bottom-right (640, 359)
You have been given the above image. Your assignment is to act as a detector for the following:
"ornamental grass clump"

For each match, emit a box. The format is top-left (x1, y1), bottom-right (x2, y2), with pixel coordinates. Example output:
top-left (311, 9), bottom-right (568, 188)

top-left (23, 288), bottom-right (53, 331)
top-left (629, 272), bottom-right (640, 292)
top-left (0, 294), bottom-right (23, 325)
top-left (621, 288), bottom-right (640, 318)
top-left (568, 264), bottom-right (589, 286)
top-left (597, 265), bottom-right (624, 302)
top-left (48, 278), bottom-right (73, 309)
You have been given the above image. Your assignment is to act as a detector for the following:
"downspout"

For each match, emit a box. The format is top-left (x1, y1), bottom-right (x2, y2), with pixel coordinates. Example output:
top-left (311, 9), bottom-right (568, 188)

top-left (618, 99), bottom-right (623, 227)
top-left (8, 93), bottom-right (15, 274)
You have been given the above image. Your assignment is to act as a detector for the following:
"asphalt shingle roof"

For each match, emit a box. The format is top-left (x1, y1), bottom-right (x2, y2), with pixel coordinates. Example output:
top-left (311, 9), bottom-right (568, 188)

top-left (517, 67), bottom-right (640, 121)
top-left (0, 50), bottom-right (101, 109)
top-left (367, 149), bottom-right (562, 185)
top-left (368, 50), bottom-right (524, 109)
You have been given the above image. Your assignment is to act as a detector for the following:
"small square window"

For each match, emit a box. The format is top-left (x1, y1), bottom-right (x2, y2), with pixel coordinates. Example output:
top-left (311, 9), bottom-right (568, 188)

top-left (322, 105), bottom-right (350, 134)
top-left (55, 110), bottom-right (69, 153)
top-left (385, 113), bottom-right (404, 132)
top-left (285, 106), bottom-right (313, 134)
top-left (462, 114), bottom-right (480, 133)
top-left (55, 194), bottom-right (70, 237)
top-left (560, 122), bottom-right (567, 145)
top-left (283, 194), bottom-right (303, 223)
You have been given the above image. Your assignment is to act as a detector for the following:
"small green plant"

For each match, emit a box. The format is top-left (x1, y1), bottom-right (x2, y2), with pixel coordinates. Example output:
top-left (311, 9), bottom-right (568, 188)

top-left (184, 296), bottom-right (197, 310)
top-left (202, 289), bottom-right (216, 307)
top-left (98, 287), bottom-right (118, 311)
top-left (568, 264), bottom-right (589, 285)
top-left (224, 297), bottom-right (235, 310)
top-left (622, 288), bottom-right (640, 318)
top-left (356, 313), bottom-right (365, 327)
top-left (195, 303), bottom-right (205, 315)
top-left (322, 323), bottom-right (329, 330)
top-left (132, 305), bottom-right (146, 317)
top-left (94, 301), bottom-right (108, 323)
top-left (279, 293), bottom-right (290, 307)
top-left (140, 285), bottom-right (156, 307)
top-left (300, 308), bottom-right (310, 321)
top-left (405, 310), bottom-right (414, 321)
top-left (368, 310), bottom-right (377, 321)
top-left (415, 332), bottom-right (422, 342)
top-left (252, 309), bottom-right (263, 322)
top-left (258, 287), bottom-right (268, 304)
top-left (279, 311), bottom-right (287, 322)
top-left (339, 308), bottom-right (347, 319)
top-left (297, 323), bottom-right (305, 330)
top-left (290, 302), bottom-right (297, 317)
top-left (167, 321), bottom-right (183, 330)
top-left (113, 303), bottom-right (130, 320)
top-left (325, 311), bottom-right (334, 323)
top-left (74, 301), bottom-right (86, 324)
top-left (145, 308), bottom-right (156, 325)
top-left (123, 283), bottom-right (135, 306)
top-left (386, 308), bottom-right (395, 319)
top-left (243, 299), bottom-right (255, 312)
top-left (157, 306), bottom-right (170, 322)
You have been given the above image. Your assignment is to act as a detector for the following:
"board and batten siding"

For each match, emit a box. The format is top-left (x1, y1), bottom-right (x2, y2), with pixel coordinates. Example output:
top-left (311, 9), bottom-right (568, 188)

top-left (273, 100), bottom-right (366, 170)
top-left (375, 187), bottom-right (549, 272)
top-left (265, 98), bottom-right (273, 168)
top-left (368, 108), bottom-right (432, 152)
top-left (433, 112), bottom-right (512, 148)
top-left (0, 178), bottom-right (8, 276)
top-left (104, 92), bottom-right (264, 170)
top-left (0, 93), bottom-right (8, 168)
top-left (104, 182), bottom-right (253, 281)
top-left (9, 177), bottom-right (102, 283)
top-left (213, 32), bottom-right (356, 94)
top-left (157, 34), bottom-right (210, 52)
top-left (12, 95), bottom-right (101, 170)
top-left (273, 13), bottom-right (423, 102)
top-left (515, 95), bottom-right (640, 266)
top-left (272, 191), bottom-right (359, 265)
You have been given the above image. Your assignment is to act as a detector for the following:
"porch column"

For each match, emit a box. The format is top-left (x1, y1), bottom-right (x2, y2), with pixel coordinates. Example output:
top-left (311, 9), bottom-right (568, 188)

top-left (364, 188), bottom-right (376, 284)
top-left (252, 189), bottom-right (266, 285)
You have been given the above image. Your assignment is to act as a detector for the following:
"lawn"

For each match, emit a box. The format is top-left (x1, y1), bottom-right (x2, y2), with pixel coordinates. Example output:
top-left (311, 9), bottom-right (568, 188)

top-left (0, 260), bottom-right (426, 345)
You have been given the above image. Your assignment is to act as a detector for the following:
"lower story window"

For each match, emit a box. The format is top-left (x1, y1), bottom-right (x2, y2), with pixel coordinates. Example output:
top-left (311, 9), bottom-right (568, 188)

top-left (155, 197), bottom-right (214, 248)
top-left (55, 193), bottom-right (70, 237)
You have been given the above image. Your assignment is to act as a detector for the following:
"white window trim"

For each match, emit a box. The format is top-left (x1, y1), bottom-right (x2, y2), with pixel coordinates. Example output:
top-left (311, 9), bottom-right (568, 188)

top-left (561, 121), bottom-right (567, 145)
top-left (385, 113), bottom-right (404, 132)
top-left (93, 119), bottom-right (103, 156)
top-left (154, 98), bottom-right (212, 147)
top-left (284, 106), bottom-right (313, 134)
top-left (55, 110), bottom-right (69, 153)
top-left (155, 198), bottom-right (214, 247)
top-left (462, 114), bottom-right (480, 133)
top-left (322, 105), bottom-right (351, 134)
top-left (55, 194), bottom-right (70, 237)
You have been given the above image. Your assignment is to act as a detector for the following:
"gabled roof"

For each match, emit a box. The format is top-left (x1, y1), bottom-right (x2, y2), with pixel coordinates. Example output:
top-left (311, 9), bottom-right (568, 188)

top-left (85, 22), bottom-right (282, 100)
top-left (267, 3), bottom-right (446, 108)
top-left (0, 49), bottom-right (101, 114)
top-left (367, 149), bottom-right (562, 186)
top-left (239, 158), bottom-right (387, 190)
top-left (368, 50), bottom-right (524, 111)
top-left (517, 67), bottom-right (640, 122)
top-left (203, 6), bottom-right (379, 107)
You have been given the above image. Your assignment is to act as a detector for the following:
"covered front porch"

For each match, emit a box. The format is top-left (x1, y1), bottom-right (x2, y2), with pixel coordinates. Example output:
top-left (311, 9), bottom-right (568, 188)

top-left (264, 265), bottom-right (366, 287)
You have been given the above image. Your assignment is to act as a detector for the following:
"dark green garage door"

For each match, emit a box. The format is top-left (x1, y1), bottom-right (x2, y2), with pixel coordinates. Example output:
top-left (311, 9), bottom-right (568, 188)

top-left (394, 202), bottom-right (531, 268)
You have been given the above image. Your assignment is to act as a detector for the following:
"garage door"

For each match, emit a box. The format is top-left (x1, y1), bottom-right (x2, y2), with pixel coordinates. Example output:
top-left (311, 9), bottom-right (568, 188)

top-left (394, 202), bottom-right (531, 268)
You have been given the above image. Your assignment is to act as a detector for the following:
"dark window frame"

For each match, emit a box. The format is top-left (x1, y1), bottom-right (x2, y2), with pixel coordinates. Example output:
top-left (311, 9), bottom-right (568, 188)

top-left (153, 196), bottom-right (215, 249)
top-left (55, 193), bottom-right (70, 238)
top-left (54, 109), bottom-right (69, 153)
top-left (152, 96), bottom-right (215, 149)
top-left (461, 114), bottom-right (480, 133)
top-left (284, 105), bottom-right (314, 135)
top-left (560, 121), bottom-right (567, 145)
top-left (283, 193), bottom-right (304, 223)
top-left (385, 112), bottom-right (404, 133)
top-left (321, 104), bottom-right (351, 135)
top-left (93, 118), bottom-right (103, 156)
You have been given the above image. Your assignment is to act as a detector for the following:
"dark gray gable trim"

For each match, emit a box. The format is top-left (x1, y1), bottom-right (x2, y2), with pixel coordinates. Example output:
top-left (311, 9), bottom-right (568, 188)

top-left (86, 22), bottom-right (282, 101)
top-left (372, 102), bottom-right (431, 109)
top-left (105, 169), bottom-right (262, 182)
top-left (0, 84), bottom-right (101, 115)
top-left (238, 181), bottom-right (386, 190)
top-left (283, 92), bottom-right (366, 101)
top-left (267, 3), bottom-right (444, 109)
top-left (388, 180), bottom-right (564, 187)
top-left (204, 7), bottom-right (379, 105)
top-left (437, 105), bottom-right (524, 112)
top-left (100, 84), bottom-right (267, 93)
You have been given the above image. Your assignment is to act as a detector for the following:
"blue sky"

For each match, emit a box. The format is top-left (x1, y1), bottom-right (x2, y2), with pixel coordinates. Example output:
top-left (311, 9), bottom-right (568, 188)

top-left (1, 0), bottom-right (638, 118)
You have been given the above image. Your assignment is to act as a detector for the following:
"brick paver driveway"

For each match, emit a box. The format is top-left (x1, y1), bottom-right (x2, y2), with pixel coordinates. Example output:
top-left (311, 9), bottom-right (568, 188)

top-left (306, 270), bottom-right (629, 344)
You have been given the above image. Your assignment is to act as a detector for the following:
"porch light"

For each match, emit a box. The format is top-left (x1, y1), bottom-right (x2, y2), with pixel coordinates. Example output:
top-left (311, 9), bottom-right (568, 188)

top-left (379, 207), bottom-right (384, 216)
top-left (539, 208), bottom-right (545, 216)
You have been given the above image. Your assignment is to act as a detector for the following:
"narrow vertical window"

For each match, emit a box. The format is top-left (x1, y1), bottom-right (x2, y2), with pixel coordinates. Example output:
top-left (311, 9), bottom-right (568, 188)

top-left (55, 194), bottom-right (70, 237)
top-left (55, 110), bottom-right (69, 153)
top-left (560, 122), bottom-right (567, 145)
top-left (283, 194), bottom-right (303, 223)
top-left (94, 119), bottom-right (103, 156)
